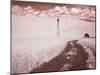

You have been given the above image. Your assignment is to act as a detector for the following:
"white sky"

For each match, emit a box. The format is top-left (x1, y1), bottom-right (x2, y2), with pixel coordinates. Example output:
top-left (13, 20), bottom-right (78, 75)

top-left (16, 0), bottom-right (96, 5)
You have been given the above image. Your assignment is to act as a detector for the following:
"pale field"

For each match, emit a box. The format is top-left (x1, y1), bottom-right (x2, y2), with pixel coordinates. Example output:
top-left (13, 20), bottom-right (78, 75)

top-left (12, 16), bottom-right (96, 73)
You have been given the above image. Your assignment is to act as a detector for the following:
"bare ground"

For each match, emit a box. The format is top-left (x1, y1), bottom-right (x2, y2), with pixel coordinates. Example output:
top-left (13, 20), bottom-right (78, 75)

top-left (30, 40), bottom-right (95, 73)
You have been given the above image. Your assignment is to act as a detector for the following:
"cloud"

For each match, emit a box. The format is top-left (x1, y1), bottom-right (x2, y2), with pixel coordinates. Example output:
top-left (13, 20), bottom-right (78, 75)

top-left (12, 5), bottom-right (95, 18)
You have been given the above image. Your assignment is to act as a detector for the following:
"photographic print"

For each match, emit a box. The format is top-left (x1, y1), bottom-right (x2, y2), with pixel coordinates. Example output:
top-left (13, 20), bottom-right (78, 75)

top-left (11, 0), bottom-right (96, 74)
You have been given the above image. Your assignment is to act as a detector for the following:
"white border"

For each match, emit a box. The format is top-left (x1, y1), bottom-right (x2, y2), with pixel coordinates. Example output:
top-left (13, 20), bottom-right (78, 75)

top-left (17, 0), bottom-right (96, 5)
top-left (0, 0), bottom-right (100, 75)
top-left (0, 0), bottom-right (10, 75)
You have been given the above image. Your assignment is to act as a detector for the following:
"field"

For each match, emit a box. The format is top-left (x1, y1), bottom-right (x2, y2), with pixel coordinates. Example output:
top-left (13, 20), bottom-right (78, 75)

top-left (12, 15), bottom-right (96, 74)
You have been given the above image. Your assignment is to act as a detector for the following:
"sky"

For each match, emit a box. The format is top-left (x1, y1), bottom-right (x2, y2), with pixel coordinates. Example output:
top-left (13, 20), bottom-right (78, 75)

top-left (12, 0), bottom-right (96, 18)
